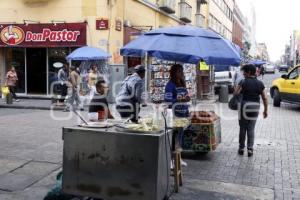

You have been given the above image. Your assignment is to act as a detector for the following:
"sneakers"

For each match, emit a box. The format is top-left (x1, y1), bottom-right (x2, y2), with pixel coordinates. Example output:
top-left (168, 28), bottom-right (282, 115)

top-left (180, 159), bottom-right (188, 167)
top-left (15, 99), bottom-right (20, 102)
top-left (247, 149), bottom-right (254, 157)
top-left (238, 148), bottom-right (244, 155)
top-left (238, 148), bottom-right (254, 157)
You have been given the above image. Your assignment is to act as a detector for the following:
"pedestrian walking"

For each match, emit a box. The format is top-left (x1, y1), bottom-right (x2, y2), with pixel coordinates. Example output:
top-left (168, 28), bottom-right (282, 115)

top-left (116, 65), bottom-right (146, 123)
top-left (233, 66), bottom-right (244, 90)
top-left (88, 64), bottom-right (100, 100)
top-left (260, 66), bottom-right (265, 79)
top-left (5, 66), bottom-right (19, 102)
top-left (234, 64), bottom-right (268, 157)
top-left (57, 63), bottom-right (69, 105)
top-left (64, 66), bottom-right (82, 112)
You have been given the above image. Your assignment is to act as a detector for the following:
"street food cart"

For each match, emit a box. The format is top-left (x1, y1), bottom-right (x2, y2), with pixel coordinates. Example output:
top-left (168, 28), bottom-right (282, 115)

top-left (60, 25), bottom-right (241, 199)
top-left (62, 122), bottom-right (171, 200)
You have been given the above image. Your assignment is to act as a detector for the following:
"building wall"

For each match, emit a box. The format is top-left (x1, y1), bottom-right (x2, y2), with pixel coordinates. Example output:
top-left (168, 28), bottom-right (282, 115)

top-left (232, 5), bottom-right (244, 49)
top-left (0, 0), bottom-right (124, 64)
top-left (208, 0), bottom-right (234, 40)
top-left (0, 0), bottom-right (207, 66)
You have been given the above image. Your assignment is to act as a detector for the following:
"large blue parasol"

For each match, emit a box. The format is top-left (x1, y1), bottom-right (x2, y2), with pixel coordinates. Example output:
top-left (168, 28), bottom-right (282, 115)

top-left (120, 25), bottom-right (241, 66)
top-left (66, 46), bottom-right (111, 61)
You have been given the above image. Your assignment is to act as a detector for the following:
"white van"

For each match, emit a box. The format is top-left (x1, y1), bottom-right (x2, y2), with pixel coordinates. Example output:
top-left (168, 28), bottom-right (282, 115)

top-left (214, 66), bottom-right (238, 94)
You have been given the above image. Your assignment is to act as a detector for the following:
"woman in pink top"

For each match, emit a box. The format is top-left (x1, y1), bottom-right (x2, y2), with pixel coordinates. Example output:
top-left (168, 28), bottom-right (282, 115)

top-left (6, 66), bottom-right (19, 101)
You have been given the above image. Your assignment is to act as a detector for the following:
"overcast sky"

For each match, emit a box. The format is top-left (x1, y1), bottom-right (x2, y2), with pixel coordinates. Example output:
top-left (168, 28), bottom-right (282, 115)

top-left (236, 0), bottom-right (300, 62)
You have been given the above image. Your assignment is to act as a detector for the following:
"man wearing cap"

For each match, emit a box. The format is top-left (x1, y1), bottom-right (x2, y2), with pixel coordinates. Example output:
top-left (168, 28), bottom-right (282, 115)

top-left (116, 65), bottom-right (146, 123)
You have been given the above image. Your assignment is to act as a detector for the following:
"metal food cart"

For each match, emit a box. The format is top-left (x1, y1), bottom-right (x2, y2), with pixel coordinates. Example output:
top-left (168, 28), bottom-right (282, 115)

top-left (62, 126), bottom-right (171, 200)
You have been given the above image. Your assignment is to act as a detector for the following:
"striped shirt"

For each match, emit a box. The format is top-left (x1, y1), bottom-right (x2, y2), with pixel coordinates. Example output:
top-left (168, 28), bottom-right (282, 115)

top-left (116, 73), bottom-right (145, 106)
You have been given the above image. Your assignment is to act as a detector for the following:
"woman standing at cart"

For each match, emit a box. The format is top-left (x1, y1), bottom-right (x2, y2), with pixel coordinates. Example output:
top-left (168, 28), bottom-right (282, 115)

top-left (165, 64), bottom-right (190, 167)
top-left (165, 64), bottom-right (190, 117)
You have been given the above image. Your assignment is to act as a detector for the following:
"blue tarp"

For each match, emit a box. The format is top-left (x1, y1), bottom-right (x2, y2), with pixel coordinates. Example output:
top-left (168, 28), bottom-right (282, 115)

top-left (121, 26), bottom-right (241, 66)
top-left (66, 46), bottom-right (111, 61)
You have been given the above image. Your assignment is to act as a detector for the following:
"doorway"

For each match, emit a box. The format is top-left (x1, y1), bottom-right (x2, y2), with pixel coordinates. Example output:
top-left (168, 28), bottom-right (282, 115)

top-left (26, 48), bottom-right (47, 94)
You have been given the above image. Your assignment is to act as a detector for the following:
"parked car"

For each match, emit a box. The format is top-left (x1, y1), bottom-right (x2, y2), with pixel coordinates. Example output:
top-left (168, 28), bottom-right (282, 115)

top-left (270, 65), bottom-right (300, 107)
top-left (278, 65), bottom-right (289, 72)
top-left (265, 64), bottom-right (276, 73)
top-left (214, 66), bottom-right (237, 94)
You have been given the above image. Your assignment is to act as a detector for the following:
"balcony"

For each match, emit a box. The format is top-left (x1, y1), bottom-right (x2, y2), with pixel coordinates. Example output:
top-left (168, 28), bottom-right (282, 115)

top-left (158, 0), bottom-right (176, 14)
top-left (179, 1), bottom-right (192, 23)
top-left (195, 13), bottom-right (205, 27)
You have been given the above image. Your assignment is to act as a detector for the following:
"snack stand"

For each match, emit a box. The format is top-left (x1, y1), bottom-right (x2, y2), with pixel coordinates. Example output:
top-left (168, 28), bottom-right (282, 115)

top-left (183, 111), bottom-right (221, 153)
top-left (61, 25), bottom-right (241, 199)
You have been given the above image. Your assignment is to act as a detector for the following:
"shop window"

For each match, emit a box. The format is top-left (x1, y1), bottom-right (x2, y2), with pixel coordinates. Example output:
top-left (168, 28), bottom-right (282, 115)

top-left (5, 48), bottom-right (25, 93)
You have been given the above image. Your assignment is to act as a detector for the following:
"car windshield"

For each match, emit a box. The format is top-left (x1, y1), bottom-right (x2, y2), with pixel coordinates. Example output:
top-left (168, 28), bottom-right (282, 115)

top-left (288, 67), bottom-right (300, 79)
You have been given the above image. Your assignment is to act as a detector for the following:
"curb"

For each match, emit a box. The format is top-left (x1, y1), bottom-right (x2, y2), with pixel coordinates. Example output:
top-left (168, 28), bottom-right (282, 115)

top-left (0, 105), bottom-right (64, 111)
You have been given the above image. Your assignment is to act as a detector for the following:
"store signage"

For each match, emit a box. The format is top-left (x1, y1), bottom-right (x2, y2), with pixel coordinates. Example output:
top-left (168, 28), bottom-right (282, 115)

top-left (115, 20), bottom-right (122, 31)
top-left (0, 23), bottom-right (86, 47)
top-left (96, 19), bottom-right (109, 30)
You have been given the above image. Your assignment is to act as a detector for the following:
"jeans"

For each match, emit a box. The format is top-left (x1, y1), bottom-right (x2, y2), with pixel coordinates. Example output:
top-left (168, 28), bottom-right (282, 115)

top-left (116, 104), bottom-right (140, 123)
top-left (238, 101), bottom-right (260, 149)
top-left (239, 119), bottom-right (257, 149)
top-left (66, 87), bottom-right (81, 110)
top-left (8, 86), bottom-right (18, 100)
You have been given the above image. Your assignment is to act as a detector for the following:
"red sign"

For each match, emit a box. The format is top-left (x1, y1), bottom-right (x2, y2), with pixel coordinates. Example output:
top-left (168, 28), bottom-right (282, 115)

top-left (0, 23), bottom-right (86, 47)
top-left (96, 19), bottom-right (109, 30)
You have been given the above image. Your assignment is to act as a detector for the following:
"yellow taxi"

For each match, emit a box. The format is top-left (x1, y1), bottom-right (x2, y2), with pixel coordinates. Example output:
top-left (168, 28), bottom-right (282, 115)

top-left (271, 65), bottom-right (300, 107)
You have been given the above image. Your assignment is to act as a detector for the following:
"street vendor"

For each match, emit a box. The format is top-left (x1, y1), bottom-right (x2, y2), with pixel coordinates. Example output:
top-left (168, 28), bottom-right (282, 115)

top-left (165, 64), bottom-right (190, 117)
top-left (116, 65), bottom-right (145, 123)
top-left (88, 79), bottom-right (114, 121)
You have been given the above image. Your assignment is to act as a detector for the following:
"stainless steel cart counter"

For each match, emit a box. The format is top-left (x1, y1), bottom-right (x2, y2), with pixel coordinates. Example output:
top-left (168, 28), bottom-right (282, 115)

top-left (62, 126), bottom-right (171, 200)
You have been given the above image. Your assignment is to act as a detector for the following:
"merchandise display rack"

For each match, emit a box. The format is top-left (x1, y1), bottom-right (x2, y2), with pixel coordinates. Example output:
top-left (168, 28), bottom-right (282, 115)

top-left (149, 59), bottom-right (196, 103)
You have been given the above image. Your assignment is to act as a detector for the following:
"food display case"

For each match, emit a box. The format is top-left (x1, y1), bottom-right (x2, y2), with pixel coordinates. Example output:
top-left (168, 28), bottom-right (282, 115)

top-left (182, 111), bottom-right (221, 153)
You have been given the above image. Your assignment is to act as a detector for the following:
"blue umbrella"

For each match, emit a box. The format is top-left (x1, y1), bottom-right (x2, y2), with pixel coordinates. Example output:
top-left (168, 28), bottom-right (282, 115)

top-left (249, 60), bottom-right (266, 66)
top-left (121, 25), bottom-right (241, 66)
top-left (66, 46), bottom-right (111, 61)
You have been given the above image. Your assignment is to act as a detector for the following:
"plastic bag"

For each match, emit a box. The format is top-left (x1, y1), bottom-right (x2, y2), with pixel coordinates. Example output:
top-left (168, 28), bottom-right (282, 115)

top-left (1, 86), bottom-right (9, 96)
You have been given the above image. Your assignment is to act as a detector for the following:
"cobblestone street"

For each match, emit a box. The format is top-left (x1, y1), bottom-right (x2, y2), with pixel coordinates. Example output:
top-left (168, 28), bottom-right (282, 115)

top-left (0, 72), bottom-right (300, 199)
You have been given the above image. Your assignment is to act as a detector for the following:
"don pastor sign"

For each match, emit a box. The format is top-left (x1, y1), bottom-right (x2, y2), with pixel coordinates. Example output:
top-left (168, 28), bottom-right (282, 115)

top-left (0, 23), bottom-right (86, 47)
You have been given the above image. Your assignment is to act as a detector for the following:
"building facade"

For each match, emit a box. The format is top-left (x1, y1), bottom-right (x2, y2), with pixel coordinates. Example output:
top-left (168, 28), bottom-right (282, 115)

top-left (247, 5), bottom-right (257, 58)
top-left (232, 4), bottom-right (244, 49)
top-left (207, 0), bottom-right (234, 41)
top-left (256, 43), bottom-right (269, 61)
top-left (0, 0), bottom-right (207, 95)
top-left (289, 30), bottom-right (300, 66)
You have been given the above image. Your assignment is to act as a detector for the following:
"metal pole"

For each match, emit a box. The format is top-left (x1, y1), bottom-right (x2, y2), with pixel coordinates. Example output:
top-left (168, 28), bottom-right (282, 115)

top-left (144, 52), bottom-right (148, 102)
top-left (25, 48), bottom-right (27, 94)
top-left (46, 48), bottom-right (49, 95)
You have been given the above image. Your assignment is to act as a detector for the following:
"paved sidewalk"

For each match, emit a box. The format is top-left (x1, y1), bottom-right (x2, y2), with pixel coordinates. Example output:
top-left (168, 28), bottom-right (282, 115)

top-left (1, 101), bottom-right (300, 199)
top-left (0, 99), bottom-right (63, 110)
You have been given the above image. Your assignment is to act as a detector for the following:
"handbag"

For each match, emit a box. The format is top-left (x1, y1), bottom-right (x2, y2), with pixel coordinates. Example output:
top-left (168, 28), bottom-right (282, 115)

top-left (228, 95), bottom-right (241, 110)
